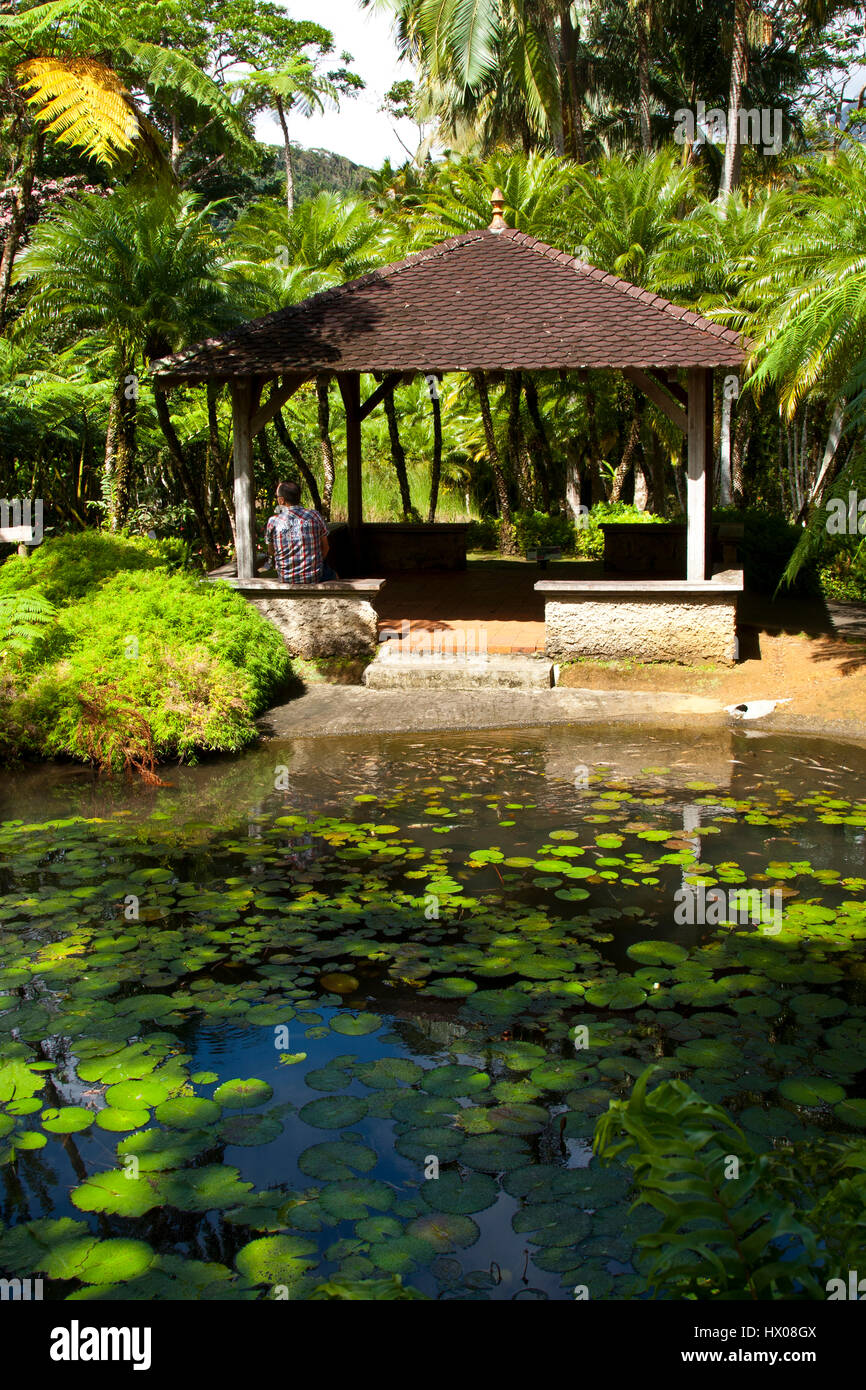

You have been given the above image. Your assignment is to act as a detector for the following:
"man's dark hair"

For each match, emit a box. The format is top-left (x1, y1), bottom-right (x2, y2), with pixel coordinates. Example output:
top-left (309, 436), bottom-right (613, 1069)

top-left (276, 480), bottom-right (301, 506)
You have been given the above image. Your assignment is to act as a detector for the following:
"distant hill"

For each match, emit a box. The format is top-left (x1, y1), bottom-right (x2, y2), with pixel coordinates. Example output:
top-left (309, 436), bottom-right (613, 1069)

top-left (291, 145), bottom-right (374, 200)
top-left (194, 142), bottom-right (375, 228)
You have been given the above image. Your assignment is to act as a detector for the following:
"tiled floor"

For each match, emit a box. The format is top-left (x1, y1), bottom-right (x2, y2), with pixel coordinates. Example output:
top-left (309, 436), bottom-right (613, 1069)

top-left (374, 560), bottom-right (594, 655)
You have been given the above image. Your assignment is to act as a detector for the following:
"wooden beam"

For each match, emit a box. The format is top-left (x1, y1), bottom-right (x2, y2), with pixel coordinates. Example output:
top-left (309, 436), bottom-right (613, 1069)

top-left (647, 369), bottom-right (687, 409)
top-left (624, 367), bottom-right (688, 434)
top-left (249, 374), bottom-right (307, 436)
top-left (704, 367), bottom-right (714, 577)
top-left (231, 379), bottom-right (257, 580)
top-left (337, 372), bottom-right (363, 532)
top-left (686, 367), bottom-right (710, 582)
top-left (358, 372), bottom-right (403, 422)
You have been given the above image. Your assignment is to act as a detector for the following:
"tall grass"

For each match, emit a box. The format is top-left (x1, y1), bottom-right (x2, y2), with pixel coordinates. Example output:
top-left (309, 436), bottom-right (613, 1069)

top-left (305, 456), bottom-right (478, 523)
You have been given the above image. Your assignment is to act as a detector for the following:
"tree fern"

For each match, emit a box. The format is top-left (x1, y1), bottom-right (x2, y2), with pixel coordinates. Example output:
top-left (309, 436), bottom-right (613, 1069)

top-left (0, 591), bottom-right (57, 662)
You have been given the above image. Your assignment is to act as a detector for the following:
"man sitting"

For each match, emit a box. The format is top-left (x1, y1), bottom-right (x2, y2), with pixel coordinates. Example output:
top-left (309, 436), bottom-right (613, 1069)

top-left (264, 480), bottom-right (335, 583)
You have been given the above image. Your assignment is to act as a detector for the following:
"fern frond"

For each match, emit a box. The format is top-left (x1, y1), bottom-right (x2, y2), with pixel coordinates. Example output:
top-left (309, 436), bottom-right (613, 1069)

top-left (17, 56), bottom-right (141, 165)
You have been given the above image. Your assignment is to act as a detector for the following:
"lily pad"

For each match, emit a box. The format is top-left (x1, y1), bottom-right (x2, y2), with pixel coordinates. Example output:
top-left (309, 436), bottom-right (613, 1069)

top-left (212, 1078), bottom-right (273, 1110)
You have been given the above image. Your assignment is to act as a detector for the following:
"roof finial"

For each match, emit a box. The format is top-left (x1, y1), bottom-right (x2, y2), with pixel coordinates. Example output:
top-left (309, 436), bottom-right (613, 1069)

top-left (489, 187), bottom-right (508, 233)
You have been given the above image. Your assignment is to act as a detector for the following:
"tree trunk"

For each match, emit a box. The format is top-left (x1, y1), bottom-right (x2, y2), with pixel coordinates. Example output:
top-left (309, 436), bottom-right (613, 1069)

top-left (276, 95), bottom-right (295, 216)
top-left (731, 393), bottom-right (751, 506)
top-left (637, 16), bottom-right (652, 153)
top-left (383, 381), bottom-right (417, 520)
top-left (506, 372), bottom-right (530, 507)
top-left (647, 433), bottom-right (668, 516)
top-left (524, 375), bottom-right (554, 511)
top-left (720, 0), bottom-right (750, 200)
top-left (316, 376), bottom-right (335, 520)
top-left (473, 372), bottom-right (516, 553)
top-left (559, 5), bottom-right (585, 162)
top-left (609, 408), bottom-right (642, 501)
top-left (103, 384), bottom-right (121, 521)
top-left (427, 388), bottom-right (442, 523)
top-left (273, 407), bottom-right (323, 512)
top-left (110, 381), bottom-right (137, 531)
top-left (154, 388), bottom-right (219, 565)
top-left (800, 400), bottom-right (845, 519)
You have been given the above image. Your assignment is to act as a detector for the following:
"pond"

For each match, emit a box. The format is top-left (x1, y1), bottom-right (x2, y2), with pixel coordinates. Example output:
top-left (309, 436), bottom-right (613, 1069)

top-left (1, 725), bottom-right (865, 1300)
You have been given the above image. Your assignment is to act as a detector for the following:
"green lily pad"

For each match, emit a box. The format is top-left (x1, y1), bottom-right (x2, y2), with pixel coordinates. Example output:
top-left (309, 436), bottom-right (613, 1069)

top-left (421, 1064), bottom-right (490, 1098)
top-left (330, 1011), bottom-right (383, 1035)
top-left (212, 1078), bottom-right (274, 1110)
top-left (235, 1235), bottom-right (318, 1286)
top-left (626, 941), bottom-right (689, 965)
top-left (406, 1213), bottom-right (480, 1251)
top-left (105, 1080), bottom-right (171, 1110)
top-left (219, 1113), bottom-right (283, 1146)
top-left (298, 1095), bottom-right (368, 1129)
top-left (585, 978), bottom-right (647, 1009)
top-left (154, 1097), bottom-right (221, 1129)
top-left (41, 1106), bottom-right (94, 1135)
top-left (298, 1140), bottom-right (378, 1181)
top-left (779, 1078), bottom-right (845, 1106)
top-left (420, 1171), bottom-right (498, 1214)
top-left (96, 1106), bottom-right (150, 1132)
top-left (319, 1179), bottom-right (395, 1220)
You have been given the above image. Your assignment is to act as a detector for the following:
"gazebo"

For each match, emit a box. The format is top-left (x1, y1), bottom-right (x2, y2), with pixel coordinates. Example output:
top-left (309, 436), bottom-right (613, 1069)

top-left (151, 193), bottom-right (746, 667)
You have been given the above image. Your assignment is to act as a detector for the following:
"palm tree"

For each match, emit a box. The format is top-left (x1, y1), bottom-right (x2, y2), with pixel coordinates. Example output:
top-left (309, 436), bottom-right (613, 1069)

top-left (237, 55), bottom-right (339, 214)
top-left (410, 150), bottom-right (576, 247)
top-left (737, 148), bottom-right (866, 541)
top-left (374, 0), bottom-right (561, 153)
top-left (12, 184), bottom-right (250, 551)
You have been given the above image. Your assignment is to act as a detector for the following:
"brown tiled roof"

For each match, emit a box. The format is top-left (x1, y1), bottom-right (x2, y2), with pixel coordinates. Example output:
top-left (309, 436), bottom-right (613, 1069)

top-left (151, 228), bottom-right (746, 383)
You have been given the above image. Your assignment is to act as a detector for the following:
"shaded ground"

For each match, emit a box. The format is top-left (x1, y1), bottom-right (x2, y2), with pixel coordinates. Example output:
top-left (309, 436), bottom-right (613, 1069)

top-left (558, 594), bottom-right (866, 735)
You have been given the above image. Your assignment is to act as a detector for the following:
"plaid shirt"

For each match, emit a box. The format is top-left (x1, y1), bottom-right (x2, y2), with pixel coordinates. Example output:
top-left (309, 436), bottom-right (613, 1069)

top-left (265, 506), bottom-right (327, 583)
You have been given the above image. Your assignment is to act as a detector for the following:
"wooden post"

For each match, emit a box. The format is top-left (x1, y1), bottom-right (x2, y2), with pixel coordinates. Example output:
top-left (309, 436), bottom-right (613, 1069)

top-left (704, 367), bottom-right (714, 577)
top-left (686, 367), bottom-right (710, 582)
top-left (231, 379), bottom-right (256, 580)
top-left (338, 373), bottom-right (363, 532)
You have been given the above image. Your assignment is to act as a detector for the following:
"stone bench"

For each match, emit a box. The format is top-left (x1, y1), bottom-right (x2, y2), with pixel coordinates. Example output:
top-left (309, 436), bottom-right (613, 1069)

top-left (535, 571), bottom-right (744, 665)
top-left (209, 573), bottom-right (387, 659)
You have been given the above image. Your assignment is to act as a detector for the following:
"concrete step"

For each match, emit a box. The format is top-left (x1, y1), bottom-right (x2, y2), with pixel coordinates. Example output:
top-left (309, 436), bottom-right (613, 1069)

top-left (363, 651), bottom-right (554, 690)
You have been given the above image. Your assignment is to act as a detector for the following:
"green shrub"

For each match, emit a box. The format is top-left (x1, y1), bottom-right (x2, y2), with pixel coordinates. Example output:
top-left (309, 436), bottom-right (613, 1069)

top-left (574, 501), bottom-right (667, 558)
top-left (714, 507), bottom-right (820, 597)
top-left (817, 540), bottom-right (866, 603)
top-left (1, 568), bottom-right (291, 772)
top-left (595, 1067), bottom-right (866, 1300)
top-left (511, 510), bottom-right (576, 553)
top-left (0, 531), bottom-right (187, 606)
top-left (466, 517), bottom-right (499, 550)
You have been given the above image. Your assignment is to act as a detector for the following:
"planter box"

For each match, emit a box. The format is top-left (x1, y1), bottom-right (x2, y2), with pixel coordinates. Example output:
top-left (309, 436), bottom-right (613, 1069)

top-left (600, 522), bottom-right (686, 577)
top-left (329, 523), bottom-right (469, 576)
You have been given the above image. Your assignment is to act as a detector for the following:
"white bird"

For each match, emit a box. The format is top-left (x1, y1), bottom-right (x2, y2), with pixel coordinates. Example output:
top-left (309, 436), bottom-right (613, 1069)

top-left (725, 698), bottom-right (792, 720)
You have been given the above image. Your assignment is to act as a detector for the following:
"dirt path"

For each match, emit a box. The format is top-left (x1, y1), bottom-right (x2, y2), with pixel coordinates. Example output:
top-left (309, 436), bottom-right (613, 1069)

top-left (557, 597), bottom-right (866, 739)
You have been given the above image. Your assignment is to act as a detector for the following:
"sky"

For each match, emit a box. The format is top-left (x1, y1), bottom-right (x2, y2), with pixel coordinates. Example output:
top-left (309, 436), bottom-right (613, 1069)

top-left (254, 0), bottom-right (418, 167)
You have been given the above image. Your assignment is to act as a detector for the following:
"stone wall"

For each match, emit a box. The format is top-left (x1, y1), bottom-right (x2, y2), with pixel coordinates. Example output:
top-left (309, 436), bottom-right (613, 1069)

top-left (545, 594), bottom-right (738, 665)
top-left (251, 594), bottom-right (379, 660)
